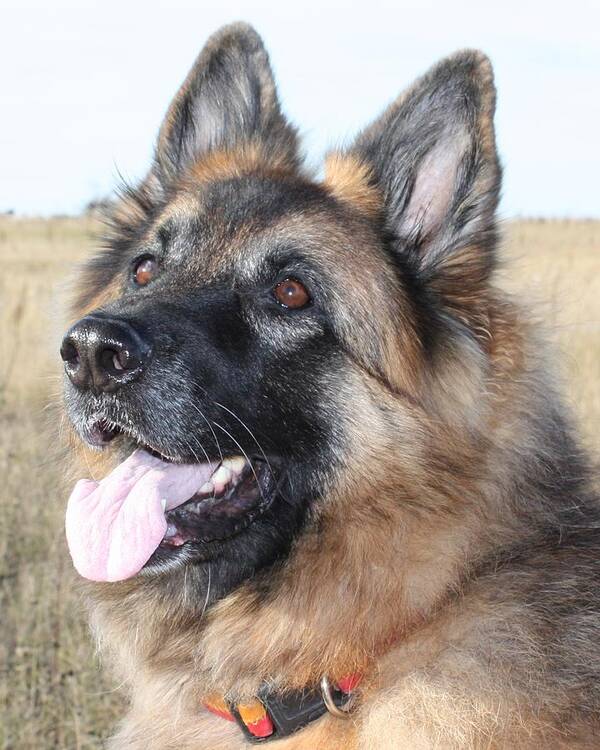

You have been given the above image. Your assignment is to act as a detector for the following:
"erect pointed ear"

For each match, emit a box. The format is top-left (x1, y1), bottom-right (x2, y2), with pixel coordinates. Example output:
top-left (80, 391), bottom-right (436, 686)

top-left (334, 51), bottom-right (501, 324)
top-left (153, 23), bottom-right (299, 183)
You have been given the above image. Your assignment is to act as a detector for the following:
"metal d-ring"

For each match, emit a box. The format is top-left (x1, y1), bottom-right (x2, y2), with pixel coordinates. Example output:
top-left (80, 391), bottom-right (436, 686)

top-left (320, 675), bottom-right (356, 719)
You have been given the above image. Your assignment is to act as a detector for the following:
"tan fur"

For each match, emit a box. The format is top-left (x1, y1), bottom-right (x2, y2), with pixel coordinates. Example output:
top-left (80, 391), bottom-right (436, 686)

top-left (323, 153), bottom-right (382, 217)
top-left (187, 142), bottom-right (297, 186)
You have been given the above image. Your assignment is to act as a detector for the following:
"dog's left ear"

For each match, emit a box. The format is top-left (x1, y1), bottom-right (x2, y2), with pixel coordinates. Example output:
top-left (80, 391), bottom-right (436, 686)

top-left (154, 23), bottom-right (299, 183)
top-left (329, 51), bottom-right (501, 318)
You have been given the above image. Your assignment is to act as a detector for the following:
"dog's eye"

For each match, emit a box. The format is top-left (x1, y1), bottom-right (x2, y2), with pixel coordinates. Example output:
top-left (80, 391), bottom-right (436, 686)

top-left (273, 278), bottom-right (310, 309)
top-left (132, 256), bottom-right (158, 287)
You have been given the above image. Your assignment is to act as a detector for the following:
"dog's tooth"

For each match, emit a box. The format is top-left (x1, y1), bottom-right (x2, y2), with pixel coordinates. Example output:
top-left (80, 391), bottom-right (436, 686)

top-left (223, 456), bottom-right (246, 475)
top-left (161, 498), bottom-right (167, 512)
top-left (212, 465), bottom-right (232, 483)
top-left (198, 480), bottom-right (214, 495)
top-left (211, 465), bottom-right (232, 492)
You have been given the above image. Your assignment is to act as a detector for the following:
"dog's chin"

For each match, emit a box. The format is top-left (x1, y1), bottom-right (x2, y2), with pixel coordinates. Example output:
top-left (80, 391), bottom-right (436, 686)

top-left (76, 415), bottom-right (285, 575)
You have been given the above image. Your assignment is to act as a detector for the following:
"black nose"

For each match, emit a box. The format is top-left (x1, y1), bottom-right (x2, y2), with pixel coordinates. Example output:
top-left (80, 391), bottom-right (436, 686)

top-left (60, 314), bottom-right (151, 393)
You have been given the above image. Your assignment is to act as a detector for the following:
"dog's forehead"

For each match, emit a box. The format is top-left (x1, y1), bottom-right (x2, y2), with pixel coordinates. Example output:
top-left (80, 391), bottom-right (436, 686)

top-left (150, 176), bottom-right (372, 280)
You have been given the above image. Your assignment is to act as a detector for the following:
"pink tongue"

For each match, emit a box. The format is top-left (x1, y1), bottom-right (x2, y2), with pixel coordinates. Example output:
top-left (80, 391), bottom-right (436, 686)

top-left (65, 450), bottom-right (217, 582)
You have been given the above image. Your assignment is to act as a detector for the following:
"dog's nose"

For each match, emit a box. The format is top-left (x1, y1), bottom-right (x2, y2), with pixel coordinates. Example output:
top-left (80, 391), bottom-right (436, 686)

top-left (60, 315), bottom-right (151, 392)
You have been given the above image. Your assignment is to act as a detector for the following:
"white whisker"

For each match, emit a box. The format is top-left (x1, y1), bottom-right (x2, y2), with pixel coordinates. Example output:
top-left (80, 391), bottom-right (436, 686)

top-left (212, 421), bottom-right (266, 504)
top-left (199, 563), bottom-right (211, 620)
top-left (213, 401), bottom-right (273, 476)
top-left (189, 401), bottom-right (223, 464)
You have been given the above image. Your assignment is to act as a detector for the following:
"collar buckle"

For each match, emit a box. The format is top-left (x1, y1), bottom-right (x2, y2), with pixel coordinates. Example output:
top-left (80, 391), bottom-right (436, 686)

top-left (320, 675), bottom-right (356, 719)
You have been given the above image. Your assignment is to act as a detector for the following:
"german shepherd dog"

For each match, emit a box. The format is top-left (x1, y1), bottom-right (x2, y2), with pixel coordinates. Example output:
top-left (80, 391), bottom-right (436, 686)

top-left (60, 23), bottom-right (600, 749)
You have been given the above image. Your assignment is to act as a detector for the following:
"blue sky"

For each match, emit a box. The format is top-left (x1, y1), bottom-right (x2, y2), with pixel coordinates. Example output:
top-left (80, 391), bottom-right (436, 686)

top-left (2, 0), bottom-right (598, 217)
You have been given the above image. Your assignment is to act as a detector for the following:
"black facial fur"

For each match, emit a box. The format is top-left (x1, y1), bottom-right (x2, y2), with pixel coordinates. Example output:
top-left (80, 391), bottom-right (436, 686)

top-left (64, 170), bottom-right (351, 596)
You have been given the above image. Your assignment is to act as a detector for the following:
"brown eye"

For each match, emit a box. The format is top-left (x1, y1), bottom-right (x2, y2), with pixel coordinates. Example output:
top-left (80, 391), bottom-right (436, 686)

top-left (133, 256), bottom-right (158, 286)
top-left (273, 278), bottom-right (310, 309)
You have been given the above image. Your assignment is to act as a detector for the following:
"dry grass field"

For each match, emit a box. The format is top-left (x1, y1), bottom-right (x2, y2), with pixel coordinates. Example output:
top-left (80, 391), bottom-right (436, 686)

top-left (0, 217), bottom-right (599, 749)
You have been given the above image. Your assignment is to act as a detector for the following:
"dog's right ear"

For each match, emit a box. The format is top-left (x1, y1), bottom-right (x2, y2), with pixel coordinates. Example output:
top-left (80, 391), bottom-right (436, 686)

top-left (153, 23), bottom-right (299, 183)
top-left (326, 51), bottom-right (501, 331)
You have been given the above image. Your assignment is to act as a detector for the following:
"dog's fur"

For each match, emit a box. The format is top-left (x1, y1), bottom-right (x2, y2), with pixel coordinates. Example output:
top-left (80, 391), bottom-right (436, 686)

top-left (63, 23), bottom-right (600, 748)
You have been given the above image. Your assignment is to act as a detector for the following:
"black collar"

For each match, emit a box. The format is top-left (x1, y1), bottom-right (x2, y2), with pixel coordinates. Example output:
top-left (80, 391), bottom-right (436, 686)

top-left (203, 674), bottom-right (361, 743)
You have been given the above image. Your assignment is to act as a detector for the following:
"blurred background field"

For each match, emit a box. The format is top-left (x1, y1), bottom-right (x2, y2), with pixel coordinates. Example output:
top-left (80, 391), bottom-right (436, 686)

top-left (0, 217), bottom-right (599, 748)
top-left (0, 218), bottom-right (121, 750)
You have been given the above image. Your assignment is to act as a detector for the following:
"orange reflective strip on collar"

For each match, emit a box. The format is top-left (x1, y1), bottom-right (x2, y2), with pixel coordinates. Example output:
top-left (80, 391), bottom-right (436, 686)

top-left (203, 693), bottom-right (235, 722)
top-left (238, 699), bottom-right (275, 738)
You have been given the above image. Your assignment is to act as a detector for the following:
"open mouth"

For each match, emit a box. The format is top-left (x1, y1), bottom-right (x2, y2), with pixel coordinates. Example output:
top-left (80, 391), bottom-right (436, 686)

top-left (86, 421), bottom-right (280, 542)
top-left (65, 417), bottom-right (282, 582)
top-left (161, 455), bottom-right (277, 547)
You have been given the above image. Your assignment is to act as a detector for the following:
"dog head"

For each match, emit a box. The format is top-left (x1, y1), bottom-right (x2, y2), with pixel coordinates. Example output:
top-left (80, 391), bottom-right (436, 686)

top-left (61, 24), bottom-right (500, 596)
